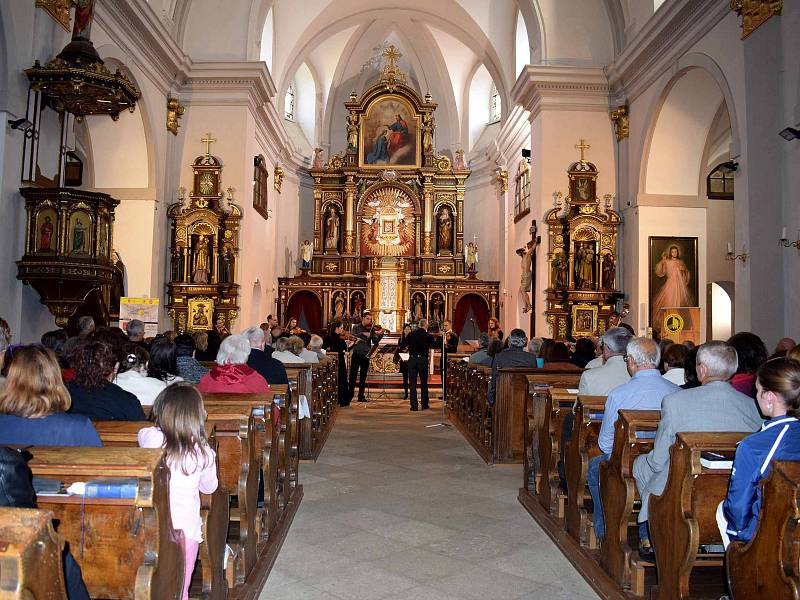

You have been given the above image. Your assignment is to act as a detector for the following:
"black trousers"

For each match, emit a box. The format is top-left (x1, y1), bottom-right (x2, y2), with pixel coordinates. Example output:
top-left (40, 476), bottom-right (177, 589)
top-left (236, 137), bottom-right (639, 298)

top-left (349, 352), bottom-right (370, 401)
top-left (407, 356), bottom-right (429, 409)
top-left (399, 360), bottom-right (409, 395)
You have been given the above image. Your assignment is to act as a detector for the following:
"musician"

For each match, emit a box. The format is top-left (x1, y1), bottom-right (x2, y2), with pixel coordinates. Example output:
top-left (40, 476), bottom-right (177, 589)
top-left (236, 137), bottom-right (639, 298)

top-left (285, 316), bottom-right (311, 346)
top-left (324, 322), bottom-right (350, 407)
top-left (403, 318), bottom-right (438, 411)
top-left (442, 319), bottom-right (459, 353)
top-left (349, 313), bottom-right (384, 403)
top-left (396, 323), bottom-right (413, 400)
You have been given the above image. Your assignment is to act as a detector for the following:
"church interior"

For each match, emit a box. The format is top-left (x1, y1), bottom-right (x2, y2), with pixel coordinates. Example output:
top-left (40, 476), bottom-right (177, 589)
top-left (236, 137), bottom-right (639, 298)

top-left (0, 1), bottom-right (799, 599)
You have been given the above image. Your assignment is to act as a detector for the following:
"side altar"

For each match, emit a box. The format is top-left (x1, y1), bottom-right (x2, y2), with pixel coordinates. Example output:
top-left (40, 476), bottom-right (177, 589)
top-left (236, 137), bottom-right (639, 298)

top-left (278, 47), bottom-right (499, 335)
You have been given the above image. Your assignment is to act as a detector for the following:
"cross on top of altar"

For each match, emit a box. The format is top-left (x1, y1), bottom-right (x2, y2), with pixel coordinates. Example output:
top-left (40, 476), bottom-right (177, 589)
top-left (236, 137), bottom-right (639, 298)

top-left (575, 139), bottom-right (591, 163)
top-left (380, 44), bottom-right (407, 88)
top-left (201, 133), bottom-right (217, 157)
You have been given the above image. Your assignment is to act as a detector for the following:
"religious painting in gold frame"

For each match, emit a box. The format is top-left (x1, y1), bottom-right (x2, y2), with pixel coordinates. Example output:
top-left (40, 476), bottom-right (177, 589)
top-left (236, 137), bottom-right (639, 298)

top-left (571, 303), bottom-right (598, 338)
top-left (35, 207), bottom-right (58, 254)
top-left (359, 96), bottom-right (420, 169)
top-left (67, 210), bottom-right (92, 256)
top-left (188, 297), bottom-right (214, 332)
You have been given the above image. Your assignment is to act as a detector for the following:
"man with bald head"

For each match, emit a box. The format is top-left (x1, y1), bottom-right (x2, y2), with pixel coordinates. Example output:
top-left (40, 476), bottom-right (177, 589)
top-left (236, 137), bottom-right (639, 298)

top-left (586, 337), bottom-right (681, 541)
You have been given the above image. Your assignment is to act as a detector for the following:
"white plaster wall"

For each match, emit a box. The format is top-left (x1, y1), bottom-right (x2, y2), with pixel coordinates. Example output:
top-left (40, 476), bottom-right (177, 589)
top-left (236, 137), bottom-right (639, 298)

top-left (113, 198), bottom-right (157, 297)
top-left (87, 111), bottom-right (149, 188)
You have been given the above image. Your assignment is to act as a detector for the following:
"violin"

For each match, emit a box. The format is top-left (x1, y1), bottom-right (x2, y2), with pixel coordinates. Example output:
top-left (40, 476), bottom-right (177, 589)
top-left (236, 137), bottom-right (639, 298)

top-left (289, 326), bottom-right (307, 335)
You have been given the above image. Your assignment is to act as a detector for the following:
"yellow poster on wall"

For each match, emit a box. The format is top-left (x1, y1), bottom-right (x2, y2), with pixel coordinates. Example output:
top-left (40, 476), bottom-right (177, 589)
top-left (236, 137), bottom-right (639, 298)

top-left (119, 297), bottom-right (159, 337)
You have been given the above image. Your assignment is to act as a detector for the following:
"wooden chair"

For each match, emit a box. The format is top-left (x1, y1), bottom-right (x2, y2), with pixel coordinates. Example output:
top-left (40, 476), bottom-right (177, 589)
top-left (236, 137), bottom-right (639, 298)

top-left (564, 395), bottom-right (606, 547)
top-left (649, 432), bottom-right (745, 600)
top-left (727, 460), bottom-right (800, 600)
top-left (598, 409), bottom-right (660, 590)
top-left (93, 420), bottom-right (229, 600)
top-left (27, 446), bottom-right (183, 600)
top-left (0, 507), bottom-right (67, 600)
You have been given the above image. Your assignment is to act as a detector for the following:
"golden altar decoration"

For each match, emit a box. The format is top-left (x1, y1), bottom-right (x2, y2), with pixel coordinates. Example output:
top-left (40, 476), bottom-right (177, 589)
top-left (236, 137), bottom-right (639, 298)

top-left (277, 46), bottom-right (499, 333)
top-left (544, 140), bottom-right (623, 340)
top-left (166, 134), bottom-right (241, 333)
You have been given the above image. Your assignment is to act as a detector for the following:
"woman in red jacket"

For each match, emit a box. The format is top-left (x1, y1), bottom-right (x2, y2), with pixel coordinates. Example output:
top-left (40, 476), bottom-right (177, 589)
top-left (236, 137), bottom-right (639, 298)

top-left (198, 334), bottom-right (269, 393)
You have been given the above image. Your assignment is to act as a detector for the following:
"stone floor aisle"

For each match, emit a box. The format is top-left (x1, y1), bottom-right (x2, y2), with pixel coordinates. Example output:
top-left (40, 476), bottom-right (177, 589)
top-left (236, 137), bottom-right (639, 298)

top-left (259, 398), bottom-right (599, 600)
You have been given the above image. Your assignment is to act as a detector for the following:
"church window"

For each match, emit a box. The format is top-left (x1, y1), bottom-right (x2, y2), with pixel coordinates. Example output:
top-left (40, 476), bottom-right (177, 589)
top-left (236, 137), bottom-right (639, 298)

top-left (707, 163), bottom-right (734, 199)
top-left (514, 158), bottom-right (531, 220)
top-left (489, 83), bottom-right (501, 124)
top-left (253, 155), bottom-right (269, 220)
top-left (284, 84), bottom-right (295, 121)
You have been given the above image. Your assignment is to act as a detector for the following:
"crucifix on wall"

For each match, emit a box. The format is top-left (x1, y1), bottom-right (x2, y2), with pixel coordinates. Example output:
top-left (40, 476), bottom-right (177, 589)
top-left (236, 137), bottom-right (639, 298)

top-left (529, 220), bottom-right (540, 335)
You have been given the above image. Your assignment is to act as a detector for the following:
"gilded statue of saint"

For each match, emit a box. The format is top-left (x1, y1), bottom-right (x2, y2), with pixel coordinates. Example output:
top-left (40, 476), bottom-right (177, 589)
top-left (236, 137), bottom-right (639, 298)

top-left (325, 206), bottom-right (339, 251)
top-left (438, 206), bottom-right (452, 252)
top-left (193, 235), bottom-right (210, 284)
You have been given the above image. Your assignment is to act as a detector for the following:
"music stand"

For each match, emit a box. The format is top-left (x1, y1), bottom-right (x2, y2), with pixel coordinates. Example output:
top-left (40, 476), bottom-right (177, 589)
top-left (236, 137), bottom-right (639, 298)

top-left (426, 331), bottom-right (451, 429)
top-left (365, 342), bottom-right (394, 403)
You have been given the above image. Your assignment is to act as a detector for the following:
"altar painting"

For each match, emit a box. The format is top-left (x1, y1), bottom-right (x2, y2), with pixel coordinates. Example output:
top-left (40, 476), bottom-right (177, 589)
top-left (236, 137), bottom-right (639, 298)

top-left (360, 97), bottom-right (419, 168)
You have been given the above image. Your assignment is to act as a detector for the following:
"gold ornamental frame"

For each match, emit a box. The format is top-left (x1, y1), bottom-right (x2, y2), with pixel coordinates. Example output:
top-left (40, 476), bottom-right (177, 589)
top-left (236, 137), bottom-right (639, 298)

top-left (187, 297), bottom-right (215, 332)
top-left (571, 303), bottom-right (599, 338)
top-left (358, 94), bottom-right (422, 170)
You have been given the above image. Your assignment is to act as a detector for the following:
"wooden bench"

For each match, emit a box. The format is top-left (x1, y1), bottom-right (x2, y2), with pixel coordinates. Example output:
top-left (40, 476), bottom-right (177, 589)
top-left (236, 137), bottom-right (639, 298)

top-left (564, 395), bottom-right (606, 547)
top-left (27, 446), bottom-right (183, 600)
top-left (649, 432), bottom-right (744, 600)
top-left (93, 420), bottom-right (228, 600)
top-left (530, 378), bottom-right (582, 515)
top-left (445, 363), bottom-right (492, 462)
top-left (284, 363), bottom-right (336, 461)
top-left (598, 409), bottom-right (660, 591)
top-left (727, 459), bottom-right (800, 599)
top-left (0, 507), bottom-right (67, 599)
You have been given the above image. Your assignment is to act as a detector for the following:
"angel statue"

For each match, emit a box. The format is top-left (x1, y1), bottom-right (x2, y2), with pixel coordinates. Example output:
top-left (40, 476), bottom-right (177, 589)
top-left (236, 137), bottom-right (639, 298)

top-left (465, 241), bottom-right (479, 274)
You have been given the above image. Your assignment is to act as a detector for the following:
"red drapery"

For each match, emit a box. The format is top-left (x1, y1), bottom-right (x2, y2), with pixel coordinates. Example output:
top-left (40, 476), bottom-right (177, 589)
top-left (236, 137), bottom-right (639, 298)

top-left (454, 294), bottom-right (489, 340)
top-left (286, 291), bottom-right (322, 334)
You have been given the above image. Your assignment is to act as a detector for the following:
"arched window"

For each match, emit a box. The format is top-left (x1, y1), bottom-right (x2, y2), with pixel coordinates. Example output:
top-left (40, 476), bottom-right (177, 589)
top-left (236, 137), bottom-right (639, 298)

top-left (284, 84), bottom-right (295, 121)
top-left (489, 83), bottom-right (501, 124)
top-left (514, 158), bottom-right (531, 220)
top-left (706, 162), bottom-right (734, 199)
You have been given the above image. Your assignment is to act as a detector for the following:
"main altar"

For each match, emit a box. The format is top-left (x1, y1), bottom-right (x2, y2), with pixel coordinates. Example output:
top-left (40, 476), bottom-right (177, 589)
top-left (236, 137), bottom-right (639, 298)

top-left (278, 47), bottom-right (499, 335)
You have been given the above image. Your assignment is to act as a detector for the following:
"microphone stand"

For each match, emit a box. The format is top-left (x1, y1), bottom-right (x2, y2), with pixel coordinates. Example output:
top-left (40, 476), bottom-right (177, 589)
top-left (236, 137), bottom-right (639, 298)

top-left (426, 328), bottom-right (451, 429)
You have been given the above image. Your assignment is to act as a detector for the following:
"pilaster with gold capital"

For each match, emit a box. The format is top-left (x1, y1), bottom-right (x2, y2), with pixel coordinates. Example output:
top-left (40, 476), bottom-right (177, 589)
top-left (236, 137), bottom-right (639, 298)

top-left (313, 186), bottom-right (322, 252)
top-left (422, 177), bottom-right (435, 256)
top-left (344, 175), bottom-right (356, 254)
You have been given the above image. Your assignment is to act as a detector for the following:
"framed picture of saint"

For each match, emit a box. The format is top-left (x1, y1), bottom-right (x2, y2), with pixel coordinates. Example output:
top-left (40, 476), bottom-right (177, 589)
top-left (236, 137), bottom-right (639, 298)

top-left (648, 237), bottom-right (698, 326)
top-left (35, 208), bottom-right (57, 253)
top-left (359, 96), bottom-right (419, 168)
top-left (68, 211), bottom-right (92, 256)
top-left (571, 175), bottom-right (595, 202)
top-left (188, 297), bottom-right (214, 332)
top-left (571, 304), bottom-right (598, 338)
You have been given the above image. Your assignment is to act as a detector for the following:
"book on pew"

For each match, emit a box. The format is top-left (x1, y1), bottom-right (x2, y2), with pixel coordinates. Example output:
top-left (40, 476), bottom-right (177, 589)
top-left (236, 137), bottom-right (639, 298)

top-left (65, 479), bottom-right (139, 498)
top-left (699, 451), bottom-right (733, 470)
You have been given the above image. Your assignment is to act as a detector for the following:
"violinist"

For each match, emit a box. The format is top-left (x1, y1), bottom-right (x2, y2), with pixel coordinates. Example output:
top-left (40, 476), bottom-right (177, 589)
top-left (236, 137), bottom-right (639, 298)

top-left (349, 313), bottom-right (384, 403)
top-left (442, 319), bottom-right (459, 353)
top-left (324, 321), bottom-right (351, 407)
top-left (285, 317), bottom-right (310, 346)
top-left (395, 323), bottom-right (413, 400)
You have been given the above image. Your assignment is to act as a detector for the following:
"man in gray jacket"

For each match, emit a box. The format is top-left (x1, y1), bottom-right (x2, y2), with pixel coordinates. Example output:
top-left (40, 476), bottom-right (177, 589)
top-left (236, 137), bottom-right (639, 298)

top-left (632, 341), bottom-right (763, 547)
top-left (488, 328), bottom-right (537, 405)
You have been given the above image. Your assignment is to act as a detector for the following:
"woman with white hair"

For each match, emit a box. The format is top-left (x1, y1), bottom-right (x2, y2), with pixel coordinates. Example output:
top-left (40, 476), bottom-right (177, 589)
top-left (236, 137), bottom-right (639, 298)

top-left (308, 335), bottom-right (326, 360)
top-left (198, 334), bottom-right (269, 393)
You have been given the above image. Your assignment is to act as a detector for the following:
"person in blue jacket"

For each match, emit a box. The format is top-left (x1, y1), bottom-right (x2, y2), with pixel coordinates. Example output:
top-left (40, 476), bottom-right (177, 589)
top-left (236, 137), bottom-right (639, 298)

top-left (717, 356), bottom-right (800, 546)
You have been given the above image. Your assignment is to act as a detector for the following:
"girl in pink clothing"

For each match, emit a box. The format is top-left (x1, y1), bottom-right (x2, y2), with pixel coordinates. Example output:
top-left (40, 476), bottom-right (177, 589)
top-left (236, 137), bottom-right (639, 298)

top-left (138, 382), bottom-right (218, 600)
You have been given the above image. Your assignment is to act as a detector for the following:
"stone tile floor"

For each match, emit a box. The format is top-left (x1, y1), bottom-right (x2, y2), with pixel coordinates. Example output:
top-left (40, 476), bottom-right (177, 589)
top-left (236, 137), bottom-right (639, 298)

top-left (260, 398), bottom-right (599, 600)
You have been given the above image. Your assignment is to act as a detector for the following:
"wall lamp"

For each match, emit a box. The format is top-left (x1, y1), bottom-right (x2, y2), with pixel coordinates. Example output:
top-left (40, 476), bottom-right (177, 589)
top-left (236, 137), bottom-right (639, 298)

top-left (8, 117), bottom-right (34, 136)
top-left (717, 160), bottom-right (739, 173)
top-left (779, 127), bottom-right (800, 141)
top-left (521, 148), bottom-right (531, 164)
top-left (779, 227), bottom-right (800, 251)
top-left (726, 242), bottom-right (750, 263)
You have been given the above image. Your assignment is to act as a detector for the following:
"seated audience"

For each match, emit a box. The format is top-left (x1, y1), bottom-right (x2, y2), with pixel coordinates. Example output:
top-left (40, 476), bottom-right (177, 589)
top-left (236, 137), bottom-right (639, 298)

top-left (40, 329), bottom-right (68, 363)
top-left (544, 342), bottom-right (575, 369)
top-left (578, 327), bottom-right (633, 395)
top-left (661, 342), bottom-right (689, 385)
top-left (0, 447), bottom-right (92, 600)
top-left (198, 334), bottom-right (269, 394)
top-left (126, 319), bottom-right (148, 348)
top-left (584, 337), bottom-right (604, 369)
top-left (587, 337), bottom-right (680, 542)
top-left (488, 329), bottom-right (537, 405)
top-left (571, 337), bottom-right (596, 369)
top-left (0, 318), bottom-right (9, 389)
top-left (656, 338), bottom-right (673, 371)
top-left (485, 338), bottom-right (504, 364)
top-left (90, 326), bottom-right (130, 367)
top-left (728, 331), bottom-right (768, 398)
top-left (0, 345), bottom-right (102, 446)
top-left (788, 345), bottom-right (800, 363)
top-left (243, 326), bottom-right (288, 385)
top-left (717, 357), bottom-right (800, 547)
top-left (769, 337), bottom-right (797, 360)
top-left (174, 334), bottom-right (209, 383)
top-left (681, 345), bottom-right (700, 389)
top-left (114, 345), bottom-right (171, 406)
top-left (469, 333), bottom-right (491, 365)
top-left (538, 338), bottom-right (554, 364)
top-left (271, 336), bottom-right (304, 364)
top-left (66, 340), bottom-right (146, 421)
top-left (633, 341), bottom-right (762, 553)
top-left (147, 337), bottom-right (183, 386)
top-left (268, 325), bottom-right (284, 352)
top-left (528, 337), bottom-right (543, 358)
top-left (76, 315), bottom-right (95, 339)
top-left (309, 335), bottom-right (327, 359)
top-left (193, 330), bottom-right (215, 362)
top-left (292, 335), bottom-right (319, 364)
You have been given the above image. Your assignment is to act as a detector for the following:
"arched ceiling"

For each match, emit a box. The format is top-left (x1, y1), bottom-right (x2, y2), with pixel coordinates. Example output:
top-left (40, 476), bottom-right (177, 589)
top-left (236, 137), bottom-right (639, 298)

top-left (165, 0), bottom-right (627, 152)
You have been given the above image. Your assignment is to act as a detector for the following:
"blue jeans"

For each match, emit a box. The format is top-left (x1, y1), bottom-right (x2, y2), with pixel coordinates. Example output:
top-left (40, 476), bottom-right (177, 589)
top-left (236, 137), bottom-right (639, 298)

top-left (587, 453), bottom-right (610, 540)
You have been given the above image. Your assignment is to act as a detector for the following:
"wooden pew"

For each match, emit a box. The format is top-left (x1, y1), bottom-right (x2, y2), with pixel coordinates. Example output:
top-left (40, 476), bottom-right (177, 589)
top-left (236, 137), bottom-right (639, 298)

top-left (0, 507), bottom-right (67, 600)
top-left (530, 378), bottom-right (582, 516)
top-left (284, 363), bottom-right (323, 461)
top-left (564, 395), bottom-right (606, 547)
top-left (27, 446), bottom-right (183, 600)
top-left (727, 460), bottom-right (800, 600)
top-left (649, 432), bottom-right (744, 600)
top-left (599, 409), bottom-right (660, 590)
top-left (93, 420), bottom-right (228, 600)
